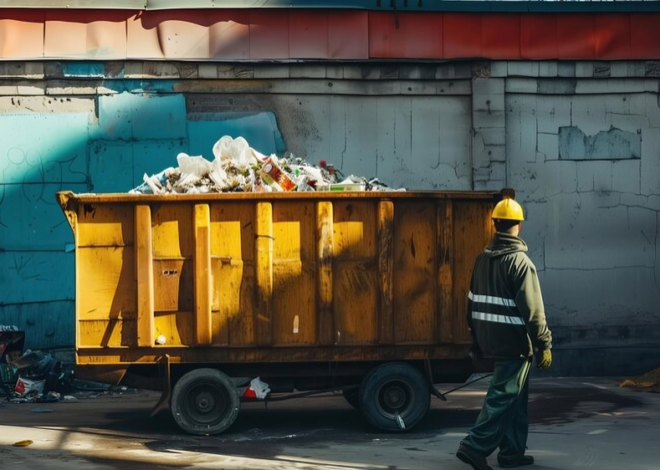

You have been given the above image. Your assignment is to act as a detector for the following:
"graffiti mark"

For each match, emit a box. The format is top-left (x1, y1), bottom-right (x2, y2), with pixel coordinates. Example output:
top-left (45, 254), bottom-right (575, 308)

top-left (2, 146), bottom-right (87, 201)
top-left (0, 145), bottom-right (88, 229)
top-left (8, 253), bottom-right (48, 283)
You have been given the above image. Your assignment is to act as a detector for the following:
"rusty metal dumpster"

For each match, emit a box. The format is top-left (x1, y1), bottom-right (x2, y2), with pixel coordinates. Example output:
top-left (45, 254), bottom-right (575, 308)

top-left (56, 189), bottom-right (498, 435)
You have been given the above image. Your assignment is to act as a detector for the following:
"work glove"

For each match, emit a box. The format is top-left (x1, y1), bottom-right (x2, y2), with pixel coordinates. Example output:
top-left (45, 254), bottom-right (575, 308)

top-left (536, 349), bottom-right (552, 369)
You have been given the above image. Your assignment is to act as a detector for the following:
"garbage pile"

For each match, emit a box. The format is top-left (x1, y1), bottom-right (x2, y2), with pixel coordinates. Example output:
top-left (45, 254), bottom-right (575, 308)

top-left (0, 327), bottom-right (125, 404)
top-left (5, 349), bottom-right (73, 403)
top-left (129, 135), bottom-right (403, 194)
top-left (0, 330), bottom-right (75, 404)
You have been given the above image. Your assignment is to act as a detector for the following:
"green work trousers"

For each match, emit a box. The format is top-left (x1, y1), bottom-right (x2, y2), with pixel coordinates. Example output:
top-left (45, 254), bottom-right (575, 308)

top-left (461, 357), bottom-right (532, 458)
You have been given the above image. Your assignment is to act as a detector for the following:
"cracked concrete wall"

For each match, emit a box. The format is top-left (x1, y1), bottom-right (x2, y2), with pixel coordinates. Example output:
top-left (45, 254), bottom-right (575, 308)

top-left (272, 94), bottom-right (473, 190)
top-left (507, 89), bottom-right (660, 376)
top-left (471, 78), bottom-right (506, 190)
top-left (1, 60), bottom-right (659, 376)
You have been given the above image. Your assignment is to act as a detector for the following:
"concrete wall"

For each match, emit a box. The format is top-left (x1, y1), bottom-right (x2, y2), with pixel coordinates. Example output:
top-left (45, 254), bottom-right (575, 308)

top-left (1, 60), bottom-right (658, 376)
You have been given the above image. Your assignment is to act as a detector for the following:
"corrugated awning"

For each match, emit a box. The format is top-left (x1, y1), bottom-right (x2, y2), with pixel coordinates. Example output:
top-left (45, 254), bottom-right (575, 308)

top-left (2, 0), bottom-right (660, 12)
top-left (2, 9), bottom-right (660, 61)
top-left (2, 0), bottom-right (144, 9)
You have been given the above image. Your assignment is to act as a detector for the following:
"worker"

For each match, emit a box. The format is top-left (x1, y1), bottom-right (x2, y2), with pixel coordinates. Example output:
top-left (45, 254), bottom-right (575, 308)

top-left (456, 193), bottom-right (553, 470)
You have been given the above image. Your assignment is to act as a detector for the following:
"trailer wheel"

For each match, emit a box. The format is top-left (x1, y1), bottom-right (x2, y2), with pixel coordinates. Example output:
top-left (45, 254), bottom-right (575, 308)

top-left (171, 368), bottom-right (240, 435)
top-left (359, 362), bottom-right (430, 432)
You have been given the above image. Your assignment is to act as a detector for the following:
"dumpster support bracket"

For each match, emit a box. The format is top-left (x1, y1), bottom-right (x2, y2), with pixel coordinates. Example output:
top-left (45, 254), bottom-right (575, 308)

top-left (150, 354), bottom-right (172, 417)
top-left (424, 356), bottom-right (448, 401)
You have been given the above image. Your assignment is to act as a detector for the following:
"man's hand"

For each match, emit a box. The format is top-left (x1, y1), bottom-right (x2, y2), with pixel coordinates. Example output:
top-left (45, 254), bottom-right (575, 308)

top-left (536, 349), bottom-right (552, 369)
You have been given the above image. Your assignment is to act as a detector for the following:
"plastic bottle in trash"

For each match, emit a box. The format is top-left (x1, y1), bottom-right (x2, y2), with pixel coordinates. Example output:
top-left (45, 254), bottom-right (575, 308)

top-left (261, 157), bottom-right (297, 191)
top-left (293, 170), bottom-right (316, 191)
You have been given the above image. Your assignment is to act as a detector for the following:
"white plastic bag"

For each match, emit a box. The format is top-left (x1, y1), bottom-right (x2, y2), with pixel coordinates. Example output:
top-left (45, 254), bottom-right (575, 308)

top-left (176, 153), bottom-right (213, 188)
top-left (212, 136), bottom-right (257, 170)
top-left (177, 153), bottom-right (213, 176)
top-left (243, 377), bottom-right (270, 399)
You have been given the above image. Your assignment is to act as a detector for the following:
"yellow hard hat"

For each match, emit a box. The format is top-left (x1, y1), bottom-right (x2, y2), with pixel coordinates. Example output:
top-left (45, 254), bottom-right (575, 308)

top-left (492, 197), bottom-right (525, 221)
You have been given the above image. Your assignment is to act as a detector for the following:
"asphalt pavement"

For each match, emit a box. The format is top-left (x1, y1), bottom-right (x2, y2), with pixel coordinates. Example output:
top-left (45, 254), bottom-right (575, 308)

top-left (0, 376), bottom-right (658, 470)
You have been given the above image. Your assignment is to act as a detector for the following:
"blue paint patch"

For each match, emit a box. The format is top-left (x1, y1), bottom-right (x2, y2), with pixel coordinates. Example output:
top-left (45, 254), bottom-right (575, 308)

top-left (61, 62), bottom-right (107, 78)
top-left (96, 92), bottom-right (187, 140)
top-left (187, 112), bottom-right (286, 157)
top-left (559, 126), bottom-right (641, 160)
top-left (0, 182), bottom-right (86, 250)
top-left (87, 141), bottom-right (134, 193)
top-left (0, 251), bottom-right (74, 304)
top-left (0, 301), bottom-right (74, 350)
top-left (89, 139), bottom-right (189, 192)
top-left (0, 114), bottom-right (90, 251)
top-left (100, 80), bottom-right (177, 94)
top-left (0, 114), bottom-right (90, 185)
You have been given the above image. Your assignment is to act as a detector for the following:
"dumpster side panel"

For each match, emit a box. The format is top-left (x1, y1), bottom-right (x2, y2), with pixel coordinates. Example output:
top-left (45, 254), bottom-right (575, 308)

top-left (77, 203), bottom-right (137, 348)
top-left (436, 199), bottom-right (455, 344)
top-left (69, 192), bottom-right (496, 368)
top-left (316, 201), bottom-right (335, 346)
top-left (333, 200), bottom-right (378, 346)
top-left (451, 200), bottom-right (494, 343)
top-left (210, 202), bottom-right (255, 346)
top-left (272, 201), bottom-right (318, 345)
top-left (150, 204), bottom-right (195, 346)
top-left (392, 200), bottom-right (436, 344)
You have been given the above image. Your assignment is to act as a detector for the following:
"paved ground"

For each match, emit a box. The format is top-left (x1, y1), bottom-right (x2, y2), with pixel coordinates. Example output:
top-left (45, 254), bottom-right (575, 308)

top-left (0, 376), bottom-right (658, 470)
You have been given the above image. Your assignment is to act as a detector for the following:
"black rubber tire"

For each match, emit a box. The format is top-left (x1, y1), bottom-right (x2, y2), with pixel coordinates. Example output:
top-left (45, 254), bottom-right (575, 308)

top-left (343, 387), bottom-right (361, 410)
top-left (359, 362), bottom-right (430, 432)
top-left (171, 368), bottom-right (240, 435)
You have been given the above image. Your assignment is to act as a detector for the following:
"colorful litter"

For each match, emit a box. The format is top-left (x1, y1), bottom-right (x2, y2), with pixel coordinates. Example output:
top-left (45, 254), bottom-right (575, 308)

top-left (129, 135), bottom-right (403, 194)
top-left (0, 327), bottom-right (118, 404)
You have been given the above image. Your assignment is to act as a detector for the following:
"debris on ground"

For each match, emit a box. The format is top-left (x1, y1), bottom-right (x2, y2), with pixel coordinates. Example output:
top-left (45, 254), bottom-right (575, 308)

top-left (12, 440), bottom-right (33, 447)
top-left (1, 328), bottom-right (135, 406)
top-left (129, 135), bottom-right (404, 194)
top-left (620, 365), bottom-right (660, 392)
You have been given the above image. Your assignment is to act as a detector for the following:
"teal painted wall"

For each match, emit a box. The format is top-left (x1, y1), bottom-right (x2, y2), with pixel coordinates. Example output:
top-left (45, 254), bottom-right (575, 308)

top-left (0, 91), bottom-right (284, 350)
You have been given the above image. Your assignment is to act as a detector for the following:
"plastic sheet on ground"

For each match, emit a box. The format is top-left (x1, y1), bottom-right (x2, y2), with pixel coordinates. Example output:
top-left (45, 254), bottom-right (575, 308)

top-left (620, 365), bottom-right (660, 391)
top-left (129, 135), bottom-right (405, 194)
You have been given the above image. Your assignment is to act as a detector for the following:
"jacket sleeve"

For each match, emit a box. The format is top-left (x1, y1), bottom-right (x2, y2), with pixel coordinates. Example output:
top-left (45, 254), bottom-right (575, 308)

top-left (513, 255), bottom-right (552, 351)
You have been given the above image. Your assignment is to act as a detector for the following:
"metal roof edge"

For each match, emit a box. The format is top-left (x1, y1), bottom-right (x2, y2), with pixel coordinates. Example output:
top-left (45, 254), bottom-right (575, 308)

top-left (0, 0), bottom-right (146, 9)
top-left (2, 0), bottom-right (660, 13)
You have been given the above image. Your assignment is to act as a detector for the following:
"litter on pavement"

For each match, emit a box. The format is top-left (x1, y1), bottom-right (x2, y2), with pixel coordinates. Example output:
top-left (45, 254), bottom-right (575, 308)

top-left (0, 328), bottom-right (130, 405)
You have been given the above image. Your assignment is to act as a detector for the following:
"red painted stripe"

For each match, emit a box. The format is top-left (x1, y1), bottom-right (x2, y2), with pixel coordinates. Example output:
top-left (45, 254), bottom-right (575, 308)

top-left (630, 15), bottom-right (660, 60)
top-left (250, 10), bottom-right (290, 59)
top-left (482, 15), bottom-right (521, 60)
top-left (444, 14), bottom-right (483, 60)
top-left (595, 15), bottom-right (631, 59)
top-left (2, 8), bottom-right (660, 61)
top-left (328, 12), bottom-right (368, 59)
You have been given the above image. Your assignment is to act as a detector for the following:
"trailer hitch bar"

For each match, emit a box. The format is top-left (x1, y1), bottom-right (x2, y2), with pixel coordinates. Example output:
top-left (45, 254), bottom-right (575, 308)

top-left (430, 373), bottom-right (494, 401)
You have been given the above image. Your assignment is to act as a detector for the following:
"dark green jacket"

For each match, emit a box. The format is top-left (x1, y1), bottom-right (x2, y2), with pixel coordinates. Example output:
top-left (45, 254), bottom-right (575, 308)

top-left (467, 232), bottom-right (552, 359)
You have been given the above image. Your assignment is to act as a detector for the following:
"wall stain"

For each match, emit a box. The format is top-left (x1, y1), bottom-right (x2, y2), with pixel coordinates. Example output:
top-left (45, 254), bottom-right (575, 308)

top-left (558, 126), bottom-right (641, 160)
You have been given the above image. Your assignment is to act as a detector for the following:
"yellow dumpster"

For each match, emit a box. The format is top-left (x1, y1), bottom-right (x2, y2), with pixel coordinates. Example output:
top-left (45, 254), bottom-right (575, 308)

top-left (56, 189), bottom-right (498, 434)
